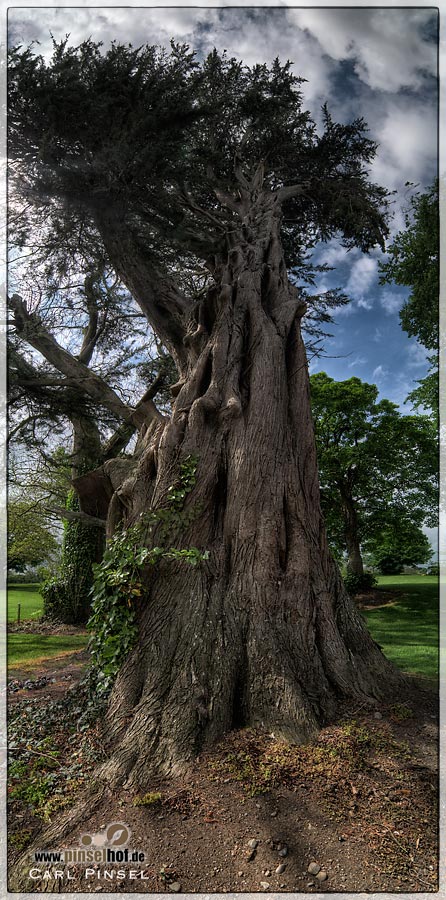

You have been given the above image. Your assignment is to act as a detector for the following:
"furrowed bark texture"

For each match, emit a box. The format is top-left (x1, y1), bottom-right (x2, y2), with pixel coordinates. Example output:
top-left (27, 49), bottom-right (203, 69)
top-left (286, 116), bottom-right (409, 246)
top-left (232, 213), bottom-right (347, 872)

top-left (90, 191), bottom-right (403, 790)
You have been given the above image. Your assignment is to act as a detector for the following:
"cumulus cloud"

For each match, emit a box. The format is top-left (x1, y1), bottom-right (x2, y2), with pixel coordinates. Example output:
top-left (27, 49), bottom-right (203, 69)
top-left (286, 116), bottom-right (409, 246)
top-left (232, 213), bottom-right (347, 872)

top-left (380, 290), bottom-right (406, 316)
top-left (370, 98), bottom-right (438, 193)
top-left (290, 8), bottom-right (436, 93)
top-left (345, 256), bottom-right (378, 301)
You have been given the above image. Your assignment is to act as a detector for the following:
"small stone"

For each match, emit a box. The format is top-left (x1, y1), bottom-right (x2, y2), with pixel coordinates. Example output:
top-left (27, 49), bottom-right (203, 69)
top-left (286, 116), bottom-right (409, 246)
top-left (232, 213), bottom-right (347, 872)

top-left (248, 839), bottom-right (259, 849)
top-left (169, 883), bottom-right (182, 892)
top-left (316, 871), bottom-right (328, 882)
top-left (264, 870), bottom-right (271, 877)
top-left (308, 862), bottom-right (320, 875)
top-left (280, 884), bottom-right (286, 889)
top-left (338, 835), bottom-right (346, 842)
top-left (246, 849), bottom-right (256, 861)
top-left (275, 864), bottom-right (286, 874)
top-left (271, 810), bottom-right (278, 817)
top-left (307, 882), bottom-right (315, 888)
top-left (260, 882), bottom-right (270, 891)
top-left (278, 847), bottom-right (288, 857)
top-left (238, 872), bottom-right (244, 877)
top-left (374, 711), bottom-right (382, 719)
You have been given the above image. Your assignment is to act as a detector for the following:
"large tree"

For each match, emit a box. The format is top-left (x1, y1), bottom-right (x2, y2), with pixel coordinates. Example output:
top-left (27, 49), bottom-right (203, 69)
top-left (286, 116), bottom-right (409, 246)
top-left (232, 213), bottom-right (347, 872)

top-left (310, 372), bottom-right (438, 575)
top-left (365, 519), bottom-right (433, 575)
top-left (9, 39), bottom-right (405, 794)
top-left (7, 499), bottom-right (59, 572)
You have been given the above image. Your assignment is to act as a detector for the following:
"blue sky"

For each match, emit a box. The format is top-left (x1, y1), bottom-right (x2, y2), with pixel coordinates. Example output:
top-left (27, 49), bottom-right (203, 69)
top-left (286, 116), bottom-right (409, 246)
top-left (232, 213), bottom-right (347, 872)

top-left (8, 5), bottom-right (438, 411)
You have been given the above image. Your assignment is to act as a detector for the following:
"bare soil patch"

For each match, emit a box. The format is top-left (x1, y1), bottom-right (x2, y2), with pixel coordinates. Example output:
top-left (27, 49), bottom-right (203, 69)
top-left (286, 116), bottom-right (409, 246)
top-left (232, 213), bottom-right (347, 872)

top-left (7, 657), bottom-right (438, 894)
top-left (354, 589), bottom-right (400, 610)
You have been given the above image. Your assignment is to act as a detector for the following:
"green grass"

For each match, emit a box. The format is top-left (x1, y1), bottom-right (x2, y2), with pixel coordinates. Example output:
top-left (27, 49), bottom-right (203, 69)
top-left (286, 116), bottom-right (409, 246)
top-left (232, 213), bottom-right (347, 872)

top-left (8, 634), bottom-right (89, 670)
top-left (7, 583), bottom-right (88, 671)
top-left (363, 575), bottom-right (439, 681)
top-left (7, 584), bottom-right (43, 622)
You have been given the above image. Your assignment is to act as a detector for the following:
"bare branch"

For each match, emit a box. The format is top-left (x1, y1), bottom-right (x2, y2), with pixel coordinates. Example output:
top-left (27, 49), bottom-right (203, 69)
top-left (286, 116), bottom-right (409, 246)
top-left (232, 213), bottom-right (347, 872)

top-left (44, 505), bottom-right (106, 528)
top-left (9, 293), bottom-right (163, 428)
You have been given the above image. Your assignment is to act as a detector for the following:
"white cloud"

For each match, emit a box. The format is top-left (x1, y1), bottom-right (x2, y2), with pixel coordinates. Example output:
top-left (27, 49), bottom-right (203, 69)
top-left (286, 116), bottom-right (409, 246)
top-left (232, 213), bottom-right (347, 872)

top-left (357, 298), bottom-right (373, 310)
top-left (348, 356), bottom-right (367, 368)
top-left (316, 240), bottom-right (360, 269)
top-left (371, 99), bottom-right (438, 193)
top-left (290, 9), bottom-right (436, 93)
top-left (372, 364), bottom-right (389, 381)
top-left (380, 290), bottom-right (405, 316)
top-left (345, 256), bottom-right (378, 301)
top-left (406, 342), bottom-right (429, 369)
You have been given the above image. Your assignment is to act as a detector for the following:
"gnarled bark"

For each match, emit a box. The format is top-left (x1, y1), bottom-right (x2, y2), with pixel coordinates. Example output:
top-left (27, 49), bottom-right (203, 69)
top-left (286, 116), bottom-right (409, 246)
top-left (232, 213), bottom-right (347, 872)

top-left (87, 190), bottom-right (404, 789)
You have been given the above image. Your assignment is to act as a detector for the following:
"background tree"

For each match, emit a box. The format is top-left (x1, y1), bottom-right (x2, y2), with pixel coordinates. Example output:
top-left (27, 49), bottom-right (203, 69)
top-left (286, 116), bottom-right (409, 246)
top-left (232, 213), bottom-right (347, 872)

top-left (8, 500), bottom-right (59, 572)
top-left (379, 180), bottom-right (439, 421)
top-left (8, 264), bottom-right (174, 621)
top-left (9, 39), bottom-right (405, 799)
top-left (365, 518), bottom-right (433, 575)
top-left (310, 372), bottom-right (438, 574)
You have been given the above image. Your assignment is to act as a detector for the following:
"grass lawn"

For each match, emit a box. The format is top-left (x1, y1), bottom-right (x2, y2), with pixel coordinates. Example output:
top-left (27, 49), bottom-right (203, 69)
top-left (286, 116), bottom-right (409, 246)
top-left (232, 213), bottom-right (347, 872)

top-left (7, 583), bottom-right (89, 671)
top-left (8, 634), bottom-right (89, 670)
top-left (363, 575), bottom-right (439, 681)
top-left (7, 583), bottom-right (43, 622)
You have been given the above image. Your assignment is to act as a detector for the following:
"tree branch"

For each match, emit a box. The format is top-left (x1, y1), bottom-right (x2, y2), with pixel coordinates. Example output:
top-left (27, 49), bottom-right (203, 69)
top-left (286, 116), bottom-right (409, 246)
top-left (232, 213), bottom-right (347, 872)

top-left (44, 505), bottom-right (106, 528)
top-left (77, 272), bottom-right (100, 365)
top-left (278, 182), bottom-right (311, 203)
top-left (100, 374), bottom-right (166, 462)
top-left (93, 212), bottom-right (190, 374)
top-left (9, 293), bottom-right (164, 428)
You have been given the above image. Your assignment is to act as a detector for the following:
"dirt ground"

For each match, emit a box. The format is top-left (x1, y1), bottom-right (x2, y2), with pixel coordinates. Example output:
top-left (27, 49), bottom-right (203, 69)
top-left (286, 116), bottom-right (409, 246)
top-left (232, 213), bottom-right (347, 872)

top-left (7, 611), bottom-right (438, 894)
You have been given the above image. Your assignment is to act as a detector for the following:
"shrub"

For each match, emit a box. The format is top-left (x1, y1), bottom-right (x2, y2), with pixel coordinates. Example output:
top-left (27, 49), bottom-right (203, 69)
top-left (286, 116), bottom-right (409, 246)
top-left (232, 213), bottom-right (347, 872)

top-left (343, 572), bottom-right (378, 595)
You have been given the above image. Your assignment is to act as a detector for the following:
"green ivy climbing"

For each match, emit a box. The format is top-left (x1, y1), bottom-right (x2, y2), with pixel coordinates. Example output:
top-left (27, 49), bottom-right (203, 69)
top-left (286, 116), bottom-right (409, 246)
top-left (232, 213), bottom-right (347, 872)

top-left (87, 455), bottom-right (208, 698)
top-left (42, 488), bottom-right (102, 624)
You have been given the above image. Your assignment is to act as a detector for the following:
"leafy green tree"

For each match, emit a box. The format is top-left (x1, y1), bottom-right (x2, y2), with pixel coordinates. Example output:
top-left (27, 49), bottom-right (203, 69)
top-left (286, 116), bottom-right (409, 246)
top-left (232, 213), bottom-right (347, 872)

top-left (8, 500), bottom-right (59, 572)
top-left (365, 519), bottom-right (433, 575)
top-left (8, 38), bottom-right (403, 791)
top-left (310, 372), bottom-right (438, 574)
top-left (379, 181), bottom-right (439, 419)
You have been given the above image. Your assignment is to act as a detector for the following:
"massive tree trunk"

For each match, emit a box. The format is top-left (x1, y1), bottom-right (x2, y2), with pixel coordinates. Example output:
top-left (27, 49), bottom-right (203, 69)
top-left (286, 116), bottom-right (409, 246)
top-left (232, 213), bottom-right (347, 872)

top-left (83, 190), bottom-right (403, 790)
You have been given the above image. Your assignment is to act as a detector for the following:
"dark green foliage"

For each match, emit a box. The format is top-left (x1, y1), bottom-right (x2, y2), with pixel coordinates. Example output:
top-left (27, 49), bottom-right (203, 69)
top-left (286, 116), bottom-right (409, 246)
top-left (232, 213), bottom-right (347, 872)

top-left (310, 372), bottom-right (438, 566)
top-left (380, 182), bottom-right (438, 351)
top-left (42, 489), bottom-right (101, 624)
top-left (366, 520), bottom-right (433, 574)
top-left (8, 501), bottom-right (59, 572)
top-left (379, 181), bottom-right (439, 420)
top-left (343, 572), bottom-right (378, 595)
top-left (9, 39), bottom-right (392, 330)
